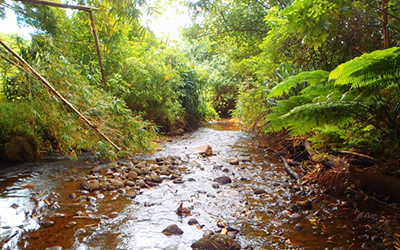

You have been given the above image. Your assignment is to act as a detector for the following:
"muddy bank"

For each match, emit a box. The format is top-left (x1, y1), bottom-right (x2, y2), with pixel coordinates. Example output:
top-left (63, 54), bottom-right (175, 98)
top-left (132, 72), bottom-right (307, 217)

top-left (1, 119), bottom-right (400, 250)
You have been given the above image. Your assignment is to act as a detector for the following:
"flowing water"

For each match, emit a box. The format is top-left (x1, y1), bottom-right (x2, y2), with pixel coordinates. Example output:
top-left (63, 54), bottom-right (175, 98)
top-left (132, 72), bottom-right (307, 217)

top-left (0, 119), bottom-right (397, 249)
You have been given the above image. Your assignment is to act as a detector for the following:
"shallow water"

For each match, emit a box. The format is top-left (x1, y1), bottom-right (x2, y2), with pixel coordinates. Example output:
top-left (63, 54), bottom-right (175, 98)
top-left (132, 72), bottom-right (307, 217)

top-left (0, 119), bottom-right (395, 249)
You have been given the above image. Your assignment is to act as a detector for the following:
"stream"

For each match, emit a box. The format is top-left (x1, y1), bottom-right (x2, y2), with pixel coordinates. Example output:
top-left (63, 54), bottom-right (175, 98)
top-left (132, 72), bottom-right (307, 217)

top-left (1, 119), bottom-right (398, 250)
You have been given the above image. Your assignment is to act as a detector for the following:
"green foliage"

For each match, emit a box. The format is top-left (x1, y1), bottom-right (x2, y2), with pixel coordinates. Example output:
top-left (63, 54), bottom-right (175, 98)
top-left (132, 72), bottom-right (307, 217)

top-left (0, 34), bottom-right (156, 160)
top-left (0, 102), bottom-right (36, 149)
top-left (330, 47), bottom-right (400, 88)
top-left (233, 79), bottom-right (275, 132)
top-left (268, 70), bottom-right (329, 98)
top-left (282, 0), bottom-right (338, 50)
top-left (262, 47), bottom-right (400, 160)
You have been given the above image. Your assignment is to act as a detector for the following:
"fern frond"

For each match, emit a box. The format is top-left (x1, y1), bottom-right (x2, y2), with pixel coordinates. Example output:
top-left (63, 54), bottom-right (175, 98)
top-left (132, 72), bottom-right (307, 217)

top-left (269, 101), bottom-right (366, 135)
top-left (268, 70), bottom-right (329, 98)
top-left (330, 47), bottom-right (400, 88)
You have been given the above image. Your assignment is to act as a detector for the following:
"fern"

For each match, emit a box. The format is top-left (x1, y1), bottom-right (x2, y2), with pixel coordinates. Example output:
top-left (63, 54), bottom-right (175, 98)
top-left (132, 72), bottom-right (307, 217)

top-left (269, 101), bottom-right (365, 135)
top-left (268, 70), bottom-right (329, 98)
top-left (330, 47), bottom-right (400, 88)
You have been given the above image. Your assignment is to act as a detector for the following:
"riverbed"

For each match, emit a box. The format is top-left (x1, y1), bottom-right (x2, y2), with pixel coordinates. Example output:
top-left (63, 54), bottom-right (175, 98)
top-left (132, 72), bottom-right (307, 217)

top-left (1, 119), bottom-right (398, 249)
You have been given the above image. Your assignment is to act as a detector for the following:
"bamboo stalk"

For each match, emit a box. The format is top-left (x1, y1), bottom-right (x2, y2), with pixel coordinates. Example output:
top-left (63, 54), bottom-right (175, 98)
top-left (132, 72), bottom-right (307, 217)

top-left (0, 39), bottom-right (121, 151)
top-left (14, 0), bottom-right (107, 86)
top-left (89, 10), bottom-right (107, 87)
top-left (14, 0), bottom-right (99, 11)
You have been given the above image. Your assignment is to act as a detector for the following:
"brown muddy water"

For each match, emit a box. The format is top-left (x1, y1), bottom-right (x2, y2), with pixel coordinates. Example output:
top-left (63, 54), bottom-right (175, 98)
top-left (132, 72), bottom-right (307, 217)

top-left (0, 119), bottom-right (398, 250)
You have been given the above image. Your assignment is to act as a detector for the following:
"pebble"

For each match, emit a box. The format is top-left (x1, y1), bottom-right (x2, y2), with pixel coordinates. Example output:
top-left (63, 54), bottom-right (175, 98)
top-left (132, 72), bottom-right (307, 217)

top-left (42, 221), bottom-right (55, 228)
top-left (294, 223), bottom-right (303, 231)
top-left (126, 191), bottom-right (137, 198)
top-left (173, 178), bottom-right (185, 184)
top-left (214, 176), bottom-right (232, 185)
top-left (188, 218), bottom-right (199, 225)
top-left (229, 159), bottom-right (240, 165)
top-left (253, 188), bottom-right (267, 195)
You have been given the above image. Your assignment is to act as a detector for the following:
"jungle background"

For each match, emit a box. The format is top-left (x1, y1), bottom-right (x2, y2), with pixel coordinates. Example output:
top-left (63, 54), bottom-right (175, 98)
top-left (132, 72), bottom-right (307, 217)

top-left (0, 0), bottom-right (400, 179)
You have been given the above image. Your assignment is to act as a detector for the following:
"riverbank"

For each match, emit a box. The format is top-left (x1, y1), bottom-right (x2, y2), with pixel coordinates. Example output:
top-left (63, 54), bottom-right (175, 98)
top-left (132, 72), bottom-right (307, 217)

top-left (1, 120), bottom-right (399, 249)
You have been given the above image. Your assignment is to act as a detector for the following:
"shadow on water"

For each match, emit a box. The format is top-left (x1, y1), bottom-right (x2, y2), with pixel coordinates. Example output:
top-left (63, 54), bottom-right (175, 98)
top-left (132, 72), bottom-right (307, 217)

top-left (0, 119), bottom-right (392, 249)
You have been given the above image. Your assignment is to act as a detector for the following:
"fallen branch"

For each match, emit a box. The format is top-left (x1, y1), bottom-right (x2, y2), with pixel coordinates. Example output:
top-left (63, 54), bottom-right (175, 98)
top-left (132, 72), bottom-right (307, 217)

top-left (339, 150), bottom-right (374, 160)
top-left (281, 156), bottom-right (301, 181)
top-left (0, 39), bottom-right (121, 151)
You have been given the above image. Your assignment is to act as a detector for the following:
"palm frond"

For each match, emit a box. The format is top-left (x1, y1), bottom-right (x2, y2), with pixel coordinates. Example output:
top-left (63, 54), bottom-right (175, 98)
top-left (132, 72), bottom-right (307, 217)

top-left (268, 70), bottom-right (329, 98)
top-left (330, 47), bottom-right (400, 88)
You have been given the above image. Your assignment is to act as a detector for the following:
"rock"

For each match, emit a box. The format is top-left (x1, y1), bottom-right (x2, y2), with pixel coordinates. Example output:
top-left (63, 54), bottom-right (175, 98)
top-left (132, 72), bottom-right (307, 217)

top-left (159, 167), bottom-right (171, 176)
top-left (212, 183), bottom-right (220, 189)
top-left (124, 180), bottom-right (136, 186)
top-left (162, 224), bottom-right (184, 236)
top-left (142, 167), bottom-right (151, 175)
top-left (173, 178), bottom-right (185, 184)
top-left (42, 221), bottom-right (55, 228)
top-left (296, 200), bottom-right (312, 210)
top-left (136, 161), bottom-right (147, 169)
top-left (190, 161), bottom-right (202, 167)
top-left (80, 180), bottom-right (99, 192)
top-left (131, 167), bottom-right (143, 176)
top-left (287, 204), bottom-right (299, 213)
top-left (90, 166), bottom-right (102, 174)
top-left (229, 159), bottom-right (239, 165)
top-left (253, 188), bottom-right (267, 195)
top-left (126, 191), bottom-right (137, 198)
top-left (110, 180), bottom-right (124, 188)
top-left (188, 218), bottom-right (199, 225)
top-left (214, 176), bottom-right (232, 185)
top-left (107, 162), bottom-right (119, 170)
top-left (289, 213), bottom-right (302, 219)
top-left (151, 173), bottom-right (163, 183)
top-left (294, 223), bottom-right (303, 231)
top-left (127, 171), bottom-right (138, 180)
top-left (176, 202), bottom-right (191, 216)
top-left (137, 180), bottom-right (147, 188)
top-left (174, 128), bottom-right (185, 135)
top-left (2, 136), bottom-right (37, 163)
top-left (190, 145), bottom-right (213, 156)
top-left (191, 234), bottom-right (241, 250)
top-left (241, 157), bottom-right (252, 163)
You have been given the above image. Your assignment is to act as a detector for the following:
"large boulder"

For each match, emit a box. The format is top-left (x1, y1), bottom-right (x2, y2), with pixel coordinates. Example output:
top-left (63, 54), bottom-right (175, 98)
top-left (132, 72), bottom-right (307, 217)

top-left (1, 136), bottom-right (37, 163)
top-left (190, 145), bottom-right (213, 156)
top-left (191, 234), bottom-right (240, 250)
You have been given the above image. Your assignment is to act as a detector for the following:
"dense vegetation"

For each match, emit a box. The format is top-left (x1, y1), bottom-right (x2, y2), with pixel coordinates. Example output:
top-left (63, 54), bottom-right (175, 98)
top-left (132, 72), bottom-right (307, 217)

top-left (0, 0), bottom-right (216, 161)
top-left (1, 0), bottom-right (400, 171)
top-left (181, 0), bottom-right (400, 172)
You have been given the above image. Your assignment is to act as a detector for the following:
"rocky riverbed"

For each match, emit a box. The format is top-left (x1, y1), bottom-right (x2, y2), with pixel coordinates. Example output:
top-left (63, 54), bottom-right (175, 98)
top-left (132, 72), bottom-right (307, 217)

top-left (1, 119), bottom-right (400, 250)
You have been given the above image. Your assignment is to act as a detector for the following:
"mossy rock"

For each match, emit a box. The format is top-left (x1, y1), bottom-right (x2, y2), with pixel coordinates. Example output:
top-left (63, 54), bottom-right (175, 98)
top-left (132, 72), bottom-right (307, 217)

top-left (1, 136), bottom-right (38, 163)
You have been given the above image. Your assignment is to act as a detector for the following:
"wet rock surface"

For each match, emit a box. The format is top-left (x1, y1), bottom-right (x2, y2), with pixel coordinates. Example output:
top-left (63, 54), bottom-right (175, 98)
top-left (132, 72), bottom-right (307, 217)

top-left (162, 224), bottom-right (184, 235)
top-left (191, 233), bottom-right (241, 250)
top-left (0, 120), bottom-right (400, 250)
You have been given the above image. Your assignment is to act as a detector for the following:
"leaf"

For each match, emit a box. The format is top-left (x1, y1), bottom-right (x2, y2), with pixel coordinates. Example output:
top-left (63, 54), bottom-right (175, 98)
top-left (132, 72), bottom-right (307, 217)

top-left (268, 70), bottom-right (329, 98)
top-left (330, 47), bottom-right (400, 89)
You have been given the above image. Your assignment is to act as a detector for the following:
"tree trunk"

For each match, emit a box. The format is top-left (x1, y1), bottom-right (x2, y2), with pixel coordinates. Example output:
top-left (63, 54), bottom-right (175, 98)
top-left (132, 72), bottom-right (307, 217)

top-left (382, 0), bottom-right (389, 49)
